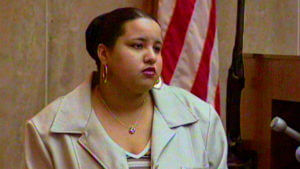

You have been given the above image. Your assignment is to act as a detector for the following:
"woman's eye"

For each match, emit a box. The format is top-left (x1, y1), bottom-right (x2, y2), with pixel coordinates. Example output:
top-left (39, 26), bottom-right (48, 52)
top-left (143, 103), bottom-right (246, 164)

top-left (131, 43), bottom-right (143, 49)
top-left (153, 46), bottom-right (162, 53)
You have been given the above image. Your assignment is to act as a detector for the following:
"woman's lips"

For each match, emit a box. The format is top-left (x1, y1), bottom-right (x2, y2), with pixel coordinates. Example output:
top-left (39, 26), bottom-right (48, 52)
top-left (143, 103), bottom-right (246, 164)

top-left (142, 67), bottom-right (156, 77)
top-left (143, 71), bottom-right (156, 77)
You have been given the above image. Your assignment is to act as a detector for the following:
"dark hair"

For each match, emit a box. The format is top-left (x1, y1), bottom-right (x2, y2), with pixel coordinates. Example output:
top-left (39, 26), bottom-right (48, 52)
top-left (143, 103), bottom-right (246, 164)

top-left (85, 7), bottom-right (159, 74)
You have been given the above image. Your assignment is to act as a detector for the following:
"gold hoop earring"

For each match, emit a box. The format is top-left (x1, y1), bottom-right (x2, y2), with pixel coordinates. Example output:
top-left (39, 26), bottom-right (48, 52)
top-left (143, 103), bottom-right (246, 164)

top-left (153, 76), bottom-right (162, 89)
top-left (102, 64), bottom-right (108, 84)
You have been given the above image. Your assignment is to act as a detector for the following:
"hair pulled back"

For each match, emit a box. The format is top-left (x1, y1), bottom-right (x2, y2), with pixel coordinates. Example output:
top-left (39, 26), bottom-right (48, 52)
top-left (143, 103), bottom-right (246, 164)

top-left (85, 7), bottom-right (158, 73)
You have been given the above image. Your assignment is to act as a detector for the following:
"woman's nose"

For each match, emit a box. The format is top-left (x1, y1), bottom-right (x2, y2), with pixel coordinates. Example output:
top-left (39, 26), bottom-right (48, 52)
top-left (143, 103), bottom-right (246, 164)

top-left (143, 48), bottom-right (157, 64)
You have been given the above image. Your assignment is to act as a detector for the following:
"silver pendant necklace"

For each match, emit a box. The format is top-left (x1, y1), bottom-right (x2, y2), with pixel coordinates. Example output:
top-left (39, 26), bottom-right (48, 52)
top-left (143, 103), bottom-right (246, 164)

top-left (96, 87), bottom-right (145, 134)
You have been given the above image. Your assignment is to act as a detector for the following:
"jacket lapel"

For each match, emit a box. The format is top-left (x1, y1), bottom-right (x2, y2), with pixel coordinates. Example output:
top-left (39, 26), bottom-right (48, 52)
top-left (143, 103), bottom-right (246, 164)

top-left (77, 112), bottom-right (128, 169)
top-left (151, 107), bottom-right (176, 165)
top-left (150, 85), bottom-right (199, 166)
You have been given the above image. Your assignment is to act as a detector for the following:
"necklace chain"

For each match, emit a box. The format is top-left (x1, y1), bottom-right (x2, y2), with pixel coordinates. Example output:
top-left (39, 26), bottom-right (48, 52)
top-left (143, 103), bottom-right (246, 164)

top-left (96, 86), bottom-right (145, 134)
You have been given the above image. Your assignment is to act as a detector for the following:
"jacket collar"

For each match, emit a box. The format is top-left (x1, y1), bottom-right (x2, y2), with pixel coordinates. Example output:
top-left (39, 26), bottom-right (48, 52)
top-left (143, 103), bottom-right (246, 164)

top-left (50, 74), bottom-right (199, 133)
top-left (50, 76), bottom-right (92, 134)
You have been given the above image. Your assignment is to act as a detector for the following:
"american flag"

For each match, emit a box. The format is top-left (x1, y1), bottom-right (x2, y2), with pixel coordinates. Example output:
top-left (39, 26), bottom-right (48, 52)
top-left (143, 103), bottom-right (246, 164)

top-left (157, 0), bottom-right (221, 114)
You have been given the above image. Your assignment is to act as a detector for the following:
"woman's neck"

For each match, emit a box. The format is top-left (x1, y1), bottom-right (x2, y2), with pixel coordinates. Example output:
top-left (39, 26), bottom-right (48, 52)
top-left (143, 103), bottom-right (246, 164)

top-left (94, 80), bottom-right (152, 115)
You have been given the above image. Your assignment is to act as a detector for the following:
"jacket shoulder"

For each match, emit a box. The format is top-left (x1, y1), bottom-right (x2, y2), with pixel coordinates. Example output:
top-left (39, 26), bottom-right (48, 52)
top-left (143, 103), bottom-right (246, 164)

top-left (26, 96), bottom-right (64, 135)
top-left (166, 85), bottom-right (213, 122)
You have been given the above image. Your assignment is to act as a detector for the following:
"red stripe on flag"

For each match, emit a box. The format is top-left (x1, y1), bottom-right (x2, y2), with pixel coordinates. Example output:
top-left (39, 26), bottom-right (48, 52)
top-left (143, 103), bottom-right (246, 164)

top-left (191, 0), bottom-right (216, 100)
top-left (161, 0), bottom-right (197, 84)
top-left (214, 82), bottom-right (221, 114)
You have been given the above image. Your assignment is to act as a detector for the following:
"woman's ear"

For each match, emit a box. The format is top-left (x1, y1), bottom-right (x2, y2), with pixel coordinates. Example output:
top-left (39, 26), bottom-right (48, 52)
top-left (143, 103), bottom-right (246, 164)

top-left (97, 44), bottom-right (109, 64)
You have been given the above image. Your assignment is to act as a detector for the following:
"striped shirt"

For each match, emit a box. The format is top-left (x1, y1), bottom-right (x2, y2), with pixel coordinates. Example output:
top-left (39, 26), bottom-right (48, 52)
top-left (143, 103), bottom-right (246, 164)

top-left (126, 141), bottom-right (151, 169)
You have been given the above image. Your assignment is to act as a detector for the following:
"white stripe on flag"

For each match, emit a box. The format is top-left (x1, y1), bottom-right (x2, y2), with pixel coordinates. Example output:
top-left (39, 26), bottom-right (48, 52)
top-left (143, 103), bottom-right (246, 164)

top-left (158, 0), bottom-right (221, 115)
top-left (170, 0), bottom-right (210, 90)
top-left (157, 0), bottom-right (176, 38)
top-left (207, 33), bottom-right (219, 106)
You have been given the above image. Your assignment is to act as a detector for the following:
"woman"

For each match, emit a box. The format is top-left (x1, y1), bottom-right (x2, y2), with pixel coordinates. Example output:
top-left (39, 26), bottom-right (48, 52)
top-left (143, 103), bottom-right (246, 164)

top-left (24, 7), bottom-right (228, 169)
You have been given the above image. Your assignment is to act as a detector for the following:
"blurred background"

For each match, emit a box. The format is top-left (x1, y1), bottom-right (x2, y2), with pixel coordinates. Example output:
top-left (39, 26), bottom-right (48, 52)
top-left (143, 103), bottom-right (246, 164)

top-left (0, 0), bottom-right (299, 168)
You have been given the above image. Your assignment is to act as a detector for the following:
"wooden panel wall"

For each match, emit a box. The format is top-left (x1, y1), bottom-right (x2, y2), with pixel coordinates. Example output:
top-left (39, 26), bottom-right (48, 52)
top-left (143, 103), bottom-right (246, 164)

top-left (217, 0), bottom-right (299, 126)
top-left (0, 0), bottom-right (46, 168)
top-left (241, 54), bottom-right (300, 169)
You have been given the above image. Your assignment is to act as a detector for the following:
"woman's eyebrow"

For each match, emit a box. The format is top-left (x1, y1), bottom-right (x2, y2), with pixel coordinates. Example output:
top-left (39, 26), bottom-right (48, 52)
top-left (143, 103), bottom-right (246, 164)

top-left (131, 37), bottom-right (162, 44)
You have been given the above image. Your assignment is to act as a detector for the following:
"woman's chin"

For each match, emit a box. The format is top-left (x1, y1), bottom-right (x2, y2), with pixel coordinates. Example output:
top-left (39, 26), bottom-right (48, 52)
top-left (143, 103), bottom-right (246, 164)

top-left (134, 81), bottom-right (155, 92)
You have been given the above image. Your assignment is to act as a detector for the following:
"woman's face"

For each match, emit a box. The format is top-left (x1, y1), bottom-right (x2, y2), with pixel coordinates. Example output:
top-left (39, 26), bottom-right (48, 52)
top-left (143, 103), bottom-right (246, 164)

top-left (104, 17), bottom-right (163, 93)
